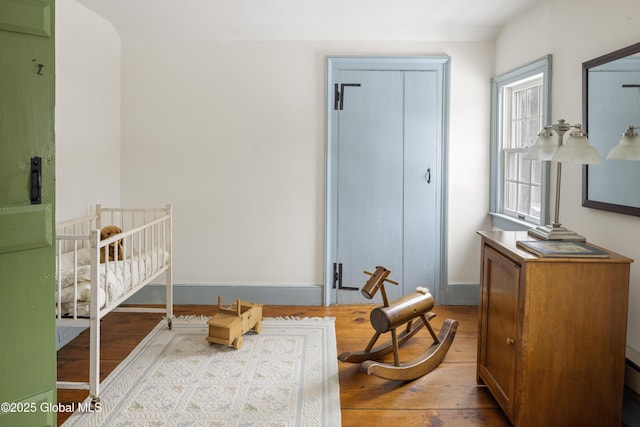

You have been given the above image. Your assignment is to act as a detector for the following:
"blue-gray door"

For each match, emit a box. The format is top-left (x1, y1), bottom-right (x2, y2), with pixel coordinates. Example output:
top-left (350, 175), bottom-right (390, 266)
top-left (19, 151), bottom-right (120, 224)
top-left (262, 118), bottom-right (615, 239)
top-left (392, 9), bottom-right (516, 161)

top-left (325, 57), bottom-right (449, 305)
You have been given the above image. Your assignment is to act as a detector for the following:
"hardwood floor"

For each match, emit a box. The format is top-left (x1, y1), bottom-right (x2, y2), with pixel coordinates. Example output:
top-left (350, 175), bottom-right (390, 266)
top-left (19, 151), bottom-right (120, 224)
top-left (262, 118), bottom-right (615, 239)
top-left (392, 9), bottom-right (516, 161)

top-left (56, 304), bottom-right (511, 426)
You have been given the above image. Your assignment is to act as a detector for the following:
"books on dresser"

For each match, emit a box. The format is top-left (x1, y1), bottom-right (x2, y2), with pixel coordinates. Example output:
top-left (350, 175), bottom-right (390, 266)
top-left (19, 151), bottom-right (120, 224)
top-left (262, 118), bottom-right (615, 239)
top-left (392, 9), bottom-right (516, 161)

top-left (516, 239), bottom-right (609, 258)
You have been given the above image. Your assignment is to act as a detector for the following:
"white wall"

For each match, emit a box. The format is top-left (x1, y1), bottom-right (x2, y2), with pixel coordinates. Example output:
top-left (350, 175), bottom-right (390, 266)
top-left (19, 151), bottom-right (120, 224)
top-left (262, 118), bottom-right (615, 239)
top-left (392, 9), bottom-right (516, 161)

top-left (54, 3), bottom-right (493, 300)
top-left (119, 41), bottom-right (492, 291)
top-left (495, 0), bottom-right (640, 356)
top-left (55, 0), bottom-right (121, 221)
top-left (52, 0), bottom-right (640, 364)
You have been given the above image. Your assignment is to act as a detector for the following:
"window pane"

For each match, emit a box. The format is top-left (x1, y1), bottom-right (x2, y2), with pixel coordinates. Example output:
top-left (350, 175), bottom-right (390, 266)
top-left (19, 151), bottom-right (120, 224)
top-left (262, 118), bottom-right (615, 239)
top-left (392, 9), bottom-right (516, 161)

top-left (505, 152), bottom-right (518, 181)
top-left (530, 186), bottom-right (541, 220)
top-left (505, 182), bottom-right (517, 211)
top-left (514, 120), bottom-right (525, 148)
top-left (518, 184), bottom-right (531, 215)
top-left (518, 155), bottom-right (531, 183)
top-left (515, 91), bottom-right (526, 119)
top-left (531, 160), bottom-right (542, 185)
top-left (527, 118), bottom-right (541, 147)
top-left (527, 87), bottom-right (539, 115)
top-left (503, 120), bottom-right (514, 149)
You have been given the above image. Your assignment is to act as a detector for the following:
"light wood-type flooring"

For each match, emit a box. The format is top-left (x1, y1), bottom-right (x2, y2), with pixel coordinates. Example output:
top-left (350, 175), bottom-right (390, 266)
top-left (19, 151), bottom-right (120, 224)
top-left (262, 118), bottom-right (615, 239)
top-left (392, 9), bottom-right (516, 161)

top-left (57, 304), bottom-right (511, 426)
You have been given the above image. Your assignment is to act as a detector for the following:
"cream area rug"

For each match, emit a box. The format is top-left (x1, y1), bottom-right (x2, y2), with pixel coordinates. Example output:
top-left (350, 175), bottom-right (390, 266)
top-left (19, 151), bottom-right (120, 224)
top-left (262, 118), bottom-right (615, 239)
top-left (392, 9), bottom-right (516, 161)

top-left (63, 317), bottom-right (341, 426)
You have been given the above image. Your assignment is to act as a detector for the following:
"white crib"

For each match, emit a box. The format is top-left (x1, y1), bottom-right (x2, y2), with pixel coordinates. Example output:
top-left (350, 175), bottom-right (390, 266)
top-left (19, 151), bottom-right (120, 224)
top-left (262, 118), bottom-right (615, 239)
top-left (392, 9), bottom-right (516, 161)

top-left (55, 205), bottom-right (173, 404)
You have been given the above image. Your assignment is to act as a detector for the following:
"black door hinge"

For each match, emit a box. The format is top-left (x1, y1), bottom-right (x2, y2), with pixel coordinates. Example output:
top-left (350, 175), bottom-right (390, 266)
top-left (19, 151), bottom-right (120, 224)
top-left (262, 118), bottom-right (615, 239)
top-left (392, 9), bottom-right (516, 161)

top-left (332, 262), bottom-right (358, 290)
top-left (334, 83), bottom-right (361, 110)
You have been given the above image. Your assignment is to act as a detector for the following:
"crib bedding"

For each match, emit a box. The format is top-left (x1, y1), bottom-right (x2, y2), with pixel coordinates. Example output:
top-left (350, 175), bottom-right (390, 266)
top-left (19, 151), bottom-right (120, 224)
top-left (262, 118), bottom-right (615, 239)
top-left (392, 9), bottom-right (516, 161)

top-left (56, 247), bottom-right (168, 316)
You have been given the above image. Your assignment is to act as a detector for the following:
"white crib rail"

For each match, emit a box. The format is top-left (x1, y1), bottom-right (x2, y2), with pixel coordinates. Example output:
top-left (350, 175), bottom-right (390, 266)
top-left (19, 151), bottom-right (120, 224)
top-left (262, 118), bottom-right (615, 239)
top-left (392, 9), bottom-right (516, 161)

top-left (56, 235), bottom-right (89, 321)
top-left (97, 213), bottom-right (172, 315)
top-left (55, 205), bottom-right (172, 323)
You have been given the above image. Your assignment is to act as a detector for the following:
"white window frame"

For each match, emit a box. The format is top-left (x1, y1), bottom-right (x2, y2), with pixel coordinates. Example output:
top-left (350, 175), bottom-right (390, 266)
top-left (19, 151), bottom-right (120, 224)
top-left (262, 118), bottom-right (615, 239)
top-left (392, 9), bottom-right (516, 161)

top-left (490, 55), bottom-right (552, 231)
top-left (502, 76), bottom-right (543, 222)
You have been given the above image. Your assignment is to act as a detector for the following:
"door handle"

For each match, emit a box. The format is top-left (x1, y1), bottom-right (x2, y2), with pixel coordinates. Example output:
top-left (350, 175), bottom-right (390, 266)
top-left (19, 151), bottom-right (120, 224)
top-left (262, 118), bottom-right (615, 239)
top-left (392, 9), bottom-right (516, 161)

top-left (31, 157), bottom-right (42, 204)
top-left (425, 168), bottom-right (431, 184)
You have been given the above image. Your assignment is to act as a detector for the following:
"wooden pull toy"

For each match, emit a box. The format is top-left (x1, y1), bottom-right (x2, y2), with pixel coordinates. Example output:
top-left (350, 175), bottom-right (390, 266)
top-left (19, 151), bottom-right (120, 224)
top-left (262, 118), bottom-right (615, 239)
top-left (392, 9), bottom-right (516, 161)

top-left (206, 296), bottom-right (263, 349)
top-left (338, 266), bottom-right (458, 381)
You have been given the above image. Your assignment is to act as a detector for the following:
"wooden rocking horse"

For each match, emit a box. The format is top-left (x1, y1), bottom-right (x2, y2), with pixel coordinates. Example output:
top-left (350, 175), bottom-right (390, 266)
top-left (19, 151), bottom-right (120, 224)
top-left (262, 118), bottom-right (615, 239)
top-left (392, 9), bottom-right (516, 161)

top-left (338, 266), bottom-right (458, 381)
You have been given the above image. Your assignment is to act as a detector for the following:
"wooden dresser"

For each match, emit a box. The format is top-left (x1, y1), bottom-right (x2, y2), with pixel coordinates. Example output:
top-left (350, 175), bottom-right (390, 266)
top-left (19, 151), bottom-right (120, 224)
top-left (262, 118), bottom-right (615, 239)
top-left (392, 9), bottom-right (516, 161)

top-left (476, 230), bottom-right (632, 426)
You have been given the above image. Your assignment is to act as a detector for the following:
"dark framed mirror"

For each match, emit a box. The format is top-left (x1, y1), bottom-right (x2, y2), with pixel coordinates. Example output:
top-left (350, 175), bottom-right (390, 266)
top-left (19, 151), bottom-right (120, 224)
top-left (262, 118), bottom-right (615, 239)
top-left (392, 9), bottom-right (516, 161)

top-left (582, 42), bottom-right (640, 217)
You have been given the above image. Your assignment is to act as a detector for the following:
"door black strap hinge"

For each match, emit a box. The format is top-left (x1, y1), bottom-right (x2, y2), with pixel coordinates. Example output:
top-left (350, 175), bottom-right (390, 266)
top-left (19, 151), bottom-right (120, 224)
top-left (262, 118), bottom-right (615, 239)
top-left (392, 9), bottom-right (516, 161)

top-left (332, 262), bottom-right (359, 290)
top-left (334, 83), bottom-right (361, 110)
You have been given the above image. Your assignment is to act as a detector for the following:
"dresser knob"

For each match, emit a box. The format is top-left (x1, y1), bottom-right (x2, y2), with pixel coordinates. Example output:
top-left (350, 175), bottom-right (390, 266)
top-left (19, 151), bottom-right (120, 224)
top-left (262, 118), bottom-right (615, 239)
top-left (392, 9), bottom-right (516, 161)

top-left (506, 338), bottom-right (515, 345)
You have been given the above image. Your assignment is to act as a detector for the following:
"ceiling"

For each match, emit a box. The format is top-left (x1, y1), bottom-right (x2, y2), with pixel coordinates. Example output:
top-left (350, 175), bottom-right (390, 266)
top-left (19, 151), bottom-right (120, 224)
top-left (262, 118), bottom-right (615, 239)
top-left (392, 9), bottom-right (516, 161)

top-left (75, 0), bottom-right (542, 42)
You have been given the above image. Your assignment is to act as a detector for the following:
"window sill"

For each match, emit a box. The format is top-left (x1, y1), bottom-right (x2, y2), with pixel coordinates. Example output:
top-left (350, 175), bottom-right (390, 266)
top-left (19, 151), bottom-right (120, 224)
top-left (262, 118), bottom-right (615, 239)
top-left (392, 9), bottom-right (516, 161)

top-left (489, 212), bottom-right (536, 231)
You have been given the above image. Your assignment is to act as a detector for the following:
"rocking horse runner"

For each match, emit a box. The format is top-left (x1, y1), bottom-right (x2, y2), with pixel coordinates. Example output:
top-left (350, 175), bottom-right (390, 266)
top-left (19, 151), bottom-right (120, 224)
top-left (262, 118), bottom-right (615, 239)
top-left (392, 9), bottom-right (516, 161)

top-left (338, 266), bottom-right (458, 381)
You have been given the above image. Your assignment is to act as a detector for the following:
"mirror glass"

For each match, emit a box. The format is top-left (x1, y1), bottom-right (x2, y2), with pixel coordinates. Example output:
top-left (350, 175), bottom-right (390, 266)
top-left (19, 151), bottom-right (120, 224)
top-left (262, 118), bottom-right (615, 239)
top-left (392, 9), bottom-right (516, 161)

top-left (583, 42), bottom-right (640, 216)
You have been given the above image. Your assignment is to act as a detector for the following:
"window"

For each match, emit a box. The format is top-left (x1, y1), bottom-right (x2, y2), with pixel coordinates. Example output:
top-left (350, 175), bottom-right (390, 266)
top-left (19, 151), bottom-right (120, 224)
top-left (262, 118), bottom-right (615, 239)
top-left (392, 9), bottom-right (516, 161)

top-left (502, 76), bottom-right (543, 221)
top-left (490, 56), bottom-right (552, 230)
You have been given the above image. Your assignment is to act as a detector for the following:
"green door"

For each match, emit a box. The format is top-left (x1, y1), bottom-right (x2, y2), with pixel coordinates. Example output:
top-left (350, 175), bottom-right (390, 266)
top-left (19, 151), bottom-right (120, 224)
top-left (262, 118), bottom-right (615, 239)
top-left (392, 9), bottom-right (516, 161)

top-left (0, 1), bottom-right (56, 426)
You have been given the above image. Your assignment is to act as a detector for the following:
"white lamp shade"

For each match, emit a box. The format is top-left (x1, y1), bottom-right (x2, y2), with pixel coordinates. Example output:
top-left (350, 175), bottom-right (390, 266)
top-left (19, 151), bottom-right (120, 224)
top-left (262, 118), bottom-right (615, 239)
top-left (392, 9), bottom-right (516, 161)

top-left (552, 133), bottom-right (602, 164)
top-left (606, 133), bottom-right (640, 160)
top-left (524, 134), bottom-right (557, 161)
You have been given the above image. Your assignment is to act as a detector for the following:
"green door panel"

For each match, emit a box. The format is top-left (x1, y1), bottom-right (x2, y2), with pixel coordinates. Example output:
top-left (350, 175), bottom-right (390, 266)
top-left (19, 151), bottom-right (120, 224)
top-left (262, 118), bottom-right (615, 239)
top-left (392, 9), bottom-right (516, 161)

top-left (0, 204), bottom-right (52, 254)
top-left (0, 0), bottom-right (52, 37)
top-left (0, 390), bottom-right (55, 427)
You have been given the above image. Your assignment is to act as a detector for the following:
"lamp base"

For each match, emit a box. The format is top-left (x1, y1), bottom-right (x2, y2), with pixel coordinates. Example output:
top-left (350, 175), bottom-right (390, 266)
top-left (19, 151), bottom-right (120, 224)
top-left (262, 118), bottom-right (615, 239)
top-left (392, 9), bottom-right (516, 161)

top-left (527, 223), bottom-right (586, 241)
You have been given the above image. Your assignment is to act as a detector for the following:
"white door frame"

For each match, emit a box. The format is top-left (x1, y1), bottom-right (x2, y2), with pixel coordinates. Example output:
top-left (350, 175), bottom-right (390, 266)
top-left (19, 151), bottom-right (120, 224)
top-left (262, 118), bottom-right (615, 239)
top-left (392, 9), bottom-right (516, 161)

top-left (324, 56), bottom-right (451, 306)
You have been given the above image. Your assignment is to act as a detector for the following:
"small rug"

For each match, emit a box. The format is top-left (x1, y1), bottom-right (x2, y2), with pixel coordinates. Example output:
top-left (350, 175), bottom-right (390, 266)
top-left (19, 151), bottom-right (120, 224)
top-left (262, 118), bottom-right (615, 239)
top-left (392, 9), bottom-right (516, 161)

top-left (63, 317), bottom-right (341, 426)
